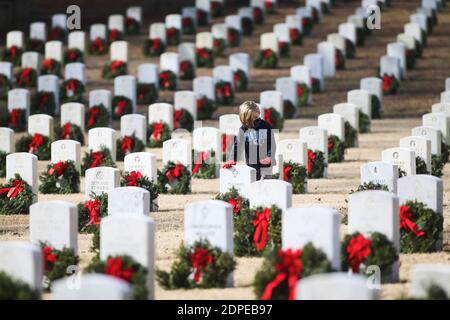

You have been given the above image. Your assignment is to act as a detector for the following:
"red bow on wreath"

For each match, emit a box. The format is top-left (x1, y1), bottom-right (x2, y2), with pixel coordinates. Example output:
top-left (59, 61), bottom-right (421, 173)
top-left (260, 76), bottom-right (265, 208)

top-left (87, 107), bottom-right (100, 128)
top-left (84, 198), bottom-right (101, 225)
top-left (8, 109), bottom-right (21, 128)
top-left (167, 28), bottom-right (176, 39)
top-left (28, 133), bottom-right (44, 154)
top-left (289, 29), bottom-right (299, 41)
top-left (180, 61), bottom-right (190, 72)
top-left (263, 49), bottom-right (273, 59)
top-left (227, 31), bottom-right (236, 44)
top-left (93, 38), bottom-right (104, 52)
top-left (90, 151), bottom-right (104, 168)
top-left (67, 50), bottom-right (78, 62)
top-left (111, 60), bottom-right (124, 73)
top-left (383, 75), bottom-right (392, 93)
top-left (197, 98), bottom-right (205, 110)
top-left (327, 137), bottom-right (334, 152)
top-left (159, 72), bottom-right (172, 89)
top-left (48, 161), bottom-right (69, 176)
top-left (42, 59), bottom-right (53, 71)
top-left (297, 84), bottom-right (304, 98)
top-left (307, 149), bottom-right (315, 175)
top-left (264, 109), bottom-right (273, 126)
top-left (216, 83), bottom-right (232, 98)
top-left (283, 165), bottom-right (292, 182)
top-left (9, 46), bottom-right (18, 59)
top-left (105, 257), bottom-right (134, 282)
top-left (252, 207), bottom-right (271, 251)
top-left (115, 100), bottom-right (127, 117)
top-left (335, 50), bottom-right (341, 67)
top-left (65, 79), bottom-right (77, 96)
top-left (151, 122), bottom-right (164, 142)
top-left (42, 246), bottom-right (57, 272)
top-left (126, 171), bottom-right (142, 186)
top-left (196, 48), bottom-right (210, 60)
top-left (400, 205), bottom-right (425, 237)
top-left (152, 38), bottom-right (161, 50)
top-left (0, 179), bottom-right (24, 199)
top-left (108, 29), bottom-right (120, 42)
top-left (138, 87), bottom-right (148, 101)
top-left (165, 164), bottom-right (185, 183)
top-left (49, 27), bottom-right (62, 41)
top-left (346, 234), bottom-right (372, 273)
top-left (261, 249), bottom-right (302, 300)
top-left (62, 122), bottom-right (72, 139)
top-left (174, 110), bottom-right (183, 129)
top-left (126, 17), bottom-right (135, 27)
top-left (19, 68), bottom-right (32, 85)
top-left (189, 247), bottom-right (213, 283)
top-left (38, 93), bottom-right (49, 112)
top-left (182, 17), bottom-right (191, 28)
top-left (228, 197), bottom-right (241, 215)
top-left (121, 136), bottom-right (133, 154)
top-left (192, 151), bottom-right (209, 174)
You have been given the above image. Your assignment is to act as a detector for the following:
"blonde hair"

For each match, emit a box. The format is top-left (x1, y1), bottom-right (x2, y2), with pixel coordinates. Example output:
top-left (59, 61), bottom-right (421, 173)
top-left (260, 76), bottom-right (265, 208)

top-left (239, 101), bottom-right (260, 128)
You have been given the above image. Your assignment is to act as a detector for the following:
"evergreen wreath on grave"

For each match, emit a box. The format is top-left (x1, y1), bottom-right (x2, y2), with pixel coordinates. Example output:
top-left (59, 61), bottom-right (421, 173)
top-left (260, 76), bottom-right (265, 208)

top-left (335, 49), bottom-right (346, 70)
top-left (121, 171), bottom-right (159, 211)
top-left (125, 17), bottom-right (140, 35)
top-left (137, 82), bottom-right (158, 105)
top-left (296, 82), bottom-right (310, 108)
top-left (423, 284), bottom-right (449, 300)
top-left (254, 49), bottom-right (277, 69)
top-left (213, 38), bottom-right (226, 57)
top-left (264, 107), bottom-right (284, 131)
top-left (197, 96), bottom-right (217, 120)
top-left (64, 48), bottom-right (84, 64)
top-left (1, 46), bottom-right (22, 66)
top-left (15, 67), bottom-right (37, 88)
top-left (78, 193), bottom-right (108, 234)
top-left (414, 39), bottom-right (423, 58)
top-left (40, 58), bottom-right (61, 76)
top-left (116, 133), bottom-right (145, 161)
top-left (381, 74), bottom-right (399, 95)
top-left (192, 149), bottom-right (217, 179)
top-left (253, 243), bottom-right (332, 300)
top-left (415, 156), bottom-right (429, 175)
top-left (242, 17), bottom-right (254, 36)
top-left (196, 9), bottom-right (208, 26)
top-left (159, 70), bottom-right (177, 91)
top-left (182, 17), bottom-right (196, 35)
top-left (16, 133), bottom-right (51, 160)
top-left (156, 239), bottom-right (236, 289)
top-left (39, 160), bottom-right (80, 194)
top-left (227, 28), bottom-right (241, 48)
top-left (61, 79), bottom-right (85, 103)
top-left (89, 37), bottom-right (108, 55)
top-left (289, 28), bottom-right (302, 46)
top-left (282, 161), bottom-right (307, 194)
top-left (351, 182), bottom-right (389, 193)
top-left (345, 39), bottom-right (355, 59)
top-left (405, 48), bottom-right (416, 69)
top-left (440, 141), bottom-right (449, 163)
top-left (341, 232), bottom-right (397, 281)
top-left (26, 39), bottom-right (45, 54)
top-left (157, 161), bottom-right (191, 194)
top-left (359, 111), bottom-right (370, 133)
top-left (253, 7), bottom-right (264, 25)
top-left (81, 146), bottom-right (116, 174)
top-left (166, 27), bottom-right (181, 46)
top-left (31, 91), bottom-right (56, 115)
top-left (311, 77), bottom-right (321, 93)
top-left (283, 100), bottom-right (296, 119)
top-left (221, 134), bottom-right (234, 161)
top-left (371, 94), bottom-right (382, 119)
top-left (196, 48), bottom-right (214, 68)
top-left (40, 242), bottom-right (79, 290)
top-left (0, 271), bottom-right (40, 300)
top-left (55, 122), bottom-right (85, 145)
top-left (264, 1), bottom-right (275, 14)
top-left (0, 174), bottom-right (34, 215)
top-left (0, 74), bottom-right (12, 100)
top-left (48, 26), bottom-right (66, 42)
top-left (174, 109), bottom-right (194, 132)
top-left (180, 60), bottom-right (196, 80)
top-left (307, 149), bottom-right (326, 179)
top-left (344, 121), bottom-right (357, 148)
top-left (107, 29), bottom-right (123, 43)
top-left (85, 104), bottom-right (110, 130)
top-left (92, 224), bottom-right (100, 252)
top-left (302, 17), bottom-right (313, 36)
top-left (278, 41), bottom-right (290, 58)
top-left (234, 205), bottom-right (282, 257)
top-left (112, 95), bottom-right (133, 119)
top-left (102, 60), bottom-right (128, 79)
top-left (431, 155), bottom-right (444, 178)
top-left (85, 254), bottom-right (148, 300)
top-left (143, 38), bottom-right (166, 56)
top-left (215, 187), bottom-right (249, 216)
top-left (215, 81), bottom-right (234, 105)
top-left (328, 135), bottom-right (345, 163)
top-left (5, 108), bottom-right (27, 132)
top-left (147, 121), bottom-right (171, 148)
top-left (399, 201), bottom-right (443, 253)
top-left (233, 69), bottom-right (248, 92)
top-left (211, 0), bottom-right (223, 17)
top-left (0, 151), bottom-right (6, 177)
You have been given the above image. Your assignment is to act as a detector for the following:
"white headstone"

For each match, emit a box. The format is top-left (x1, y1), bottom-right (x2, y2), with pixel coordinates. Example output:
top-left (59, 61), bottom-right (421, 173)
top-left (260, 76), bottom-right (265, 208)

top-left (219, 165), bottom-right (256, 199)
top-left (149, 22), bottom-right (167, 43)
top-left (22, 52), bottom-right (41, 72)
top-left (85, 167), bottom-right (120, 199)
top-left (276, 77), bottom-right (297, 107)
top-left (127, 6), bottom-right (142, 23)
top-left (405, 23), bottom-right (423, 44)
top-left (114, 75), bottom-right (136, 113)
top-left (410, 264), bottom-right (450, 299)
top-left (0, 128), bottom-right (14, 153)
top-left (61, 102), bottom-right (85, 130)
top-left (124, 152), bottom-right (158, 182)
top-left (90, 24), bottom-right (107, 41)
top-left (162, 138), bottom-right (192, 168)
top-left (290, 65), bottom-right (312, 91)
top-left (411, 126), bottom-right (441, 155)
top-left (260, 90), bottom-right (284, 117)
top-left (178, 43), bottom-right (196, 66)
top-left (219, 114), bottom-right (241, 136)
top-left (213, 65), bottom-right (234, 88)
top-left (380, 56), bottom-right (401, 80)
top-left (166, 14), bottom-right (182, 30)
top-left (68, 31), bottom-right (86, 52)
top-left (273, 23), bottom-right (290, 44)
top-left (89, 89), bottom-right (112, 114)
top-left (120, 114), bottom-right (146, 142)
top-left (6, 31), bottom-right (24, 49)
top-left (88, 127), bottom-right (117, 161)
top-left (278, 139), bottom-right (307, 165)
top-left (400, 136), bottom-right (431, 173)
top-left (249, 180), bottom-right (293, 211)
top-left (193, 76), bottom-right (215, 101)
top-left (6, 153), bottom-right (38, 197)
top-left (175, 90), bottom-right (197, 120)
top-left (347, 89), bottom-right (371, 118)
top-left (422, 112), bottom-right (449, 144)
top-left (51, 140), bottom-right (81, 172)
top-left (110, 41), bottom-right (128, 62)
top-left (361, 77), bottom-right (383, 107)
top-left (382, 147), bottom-right (416, 176)
top-left (28, 114), bottom-right (54, 139)
top-left (108, 15), bottom-right (125, 33)
top-left (230, 53), bottom-right (250, 78)
top-left (108, 187), bottom-right (150, 216)
top-left (317, 41), bottom-right (336, 78)
top-left (387, 42), bottom-right (407, 78)
top-left (64, 62), bottom-right (85, 83)
top-left (196, 32), bottom-right (213, 49)
top-left (0, 62), bottom-right (13, 80)
top-left (45, 41), bottom-right (64, 64)
top-left (38, 75), bottom-right (59, 111)
top-left (304, 54), bottom-right (325, 90)
top-left (360, 161), bottom-right (399, 193)
top-left (30, 22), bottom-right (46, 41)
top-left (148, 103), bottom-right (174, 130)
top-left (137, 63), bottom-right (159, 86)
top-left (333, 103), bottom-right (360, 137)
top-left (299, 126), bottom-right (328, 175)
top-left (339, 22), bottom-right (357, 45)
top-left (51, 14), bottom-right (67, 30)
top-left (8, 89), bottom-right (30, 116)
top-left (260, 33), bottom-right (279, 56)
top-left (318, 113), bottom-right (345, 141)
top-left (193, 127), bottom-right (221, 164)
top-left (160, 52), bottom-right (180, 76)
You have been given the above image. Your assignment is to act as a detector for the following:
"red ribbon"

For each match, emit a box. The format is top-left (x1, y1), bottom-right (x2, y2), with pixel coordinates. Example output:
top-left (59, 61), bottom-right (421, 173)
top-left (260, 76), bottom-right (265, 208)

top-left (263, 49), bottom-right (273, 59)
top-left (165, 163), bottom-right (185, 183)
top-left (28, 133), bottom-right (44, 154)
top-left (42, 246), bottom-right (57, 272)
top-left (84, 198), bottom-right (101, 225)
top-left (264, 0), bottom-right (273, 11)
top-left (182, 17), bottom-right (192, 28)
top-left (289, 28), bottom-right (299, 42)
top-left (38, 93), bottom-right (49, 112)
top-left (159, 71), bottom-right (172, 89)
top-left (307, 149), bottom-right (316, 175)
top-left (152, 38), bottom-right (161, 50)
top-left (115, 100), bottom-right (127, 117)
top-left (48, 161), bottom-right (69, 176)
top-left (8, 109), bottom-right (21, 128)
top-left (335, 50), bottom-right (341, 67)
top-left (327, 137), bottom-right (334, 152)
top-left (192, 151), bottom-right (209, 175)
top-left (261, 249), bottom-right (302, 300)
top-left (19, 68), bottom-right (32, 85)
top-left (42, 58), bottom-right (53, 71)
top-left (167, 28), bottom-right (176, 39)
top-left (278, 41), bottom-right (287, 50)
top-left (67, 50), bottom-right (78, 62)
top-left (48, 27), bottom-right (61, 41)
top-left (126, 17), bottom-right (136, 27)
top-left (174, 110), bottom-right (183, 129)
top-left (180, 61), bottom-right (190, 72)
top-left (189, 247), bottom-right (213, 283)
top-left (216, 83), bottom-right (232, 98)
top-left (151, 122), bottom-right (164, 141)
top-left (9, 46), bottom-right (18, 59)
top-left (383, 75), bottom-right (393, 93)
top-left (264, 109), bottom-right (273, 126)
top-left (252, 207), bottom-right (271, 251)
top-left (93, 37), bottom-right (104, 53)
top-left (400, 205), bottom-right (425, 237)
top-left (346, 234), bottom-right (372, 273)
top-left (121, 136), bottom-right (133, 154)
top-left (196, 48), bottom-right (210, 60)
top-left (105, 257), bottom-right (134, 282)
top-left (111, 60), bottom-right (124, 73)
top-left (90, 151), bottom-right (104, 168)
top-left (0, 179), bottom-right (24, 199)
top-left (227, 30), bottom-right (236, 44)
top-left (108, 29), bottom-right (120, 42)
top-left (87, 107), bottom-right (100, 128)
top-left (228, 197), bottom-right (241, 215)
top-left (65, 79), bottom-right (77, 96)
top-left (297, 84), bottom-right (304, 98)
top-left (197, 98), bottom-right (205, 110)
top-left (283, 165), bottom-right (292, 182)
top-left (126, 171), bottom-right (142, 186)
top-left (62, 122), bottom-right (72, 139)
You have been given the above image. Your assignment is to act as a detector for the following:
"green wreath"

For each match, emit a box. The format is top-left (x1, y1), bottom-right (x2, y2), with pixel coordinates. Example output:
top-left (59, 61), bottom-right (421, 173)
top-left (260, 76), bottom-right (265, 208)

top-left (345, 39), bottom-right (355, 59)
top-left (180, 60), bottom-right (196, 80)
top-left (215, 81), bottom-right (234, 105)
top-left (242, 17), bottom-right (254, 36)
top-left (431, 154), bottom-right (444, 178)
top-left (64, 48), bottom-right (84, 64)
top-left (400, 201), bottom-right (443, 253)
top-left (233, 69), bottom-right (248, 92)
top-left (55, 122), bottom-right (85, 145)
top-left (125, 17), bottom-right (141, 35)
top-left (26, 38), bottom-right (45, 53)
top-left (308, 149), bottom-right (326, 179)
top-left (0, 151), bottom-right (6, 177)
top-left (31, 91), bottom-right (56, 115)
top-left (371, 94), bottom-right (382, 119)
top-left (196, 9), bottom-right (208, 26)
top-left (254, 49), bottom-right (277, 69)
top-left (213, 38), bottom-right (226, 57)
top-left (159, 70), bottom-right (177, 91)
top-left (85, 104), bottom-right (110, 130)
top-left (39, 160), bottom-right (80, 194)
top-left (143, 38), bottom-right (166, 56)
top-left (253, 7), bottom-right (264, 25)
top-left (0, 74), bottom-right (12, 100)
top-left (16, 133), bottom-right (51, 160)
top-left (121, 171), bottom-right (159, 211)
top-left (102, 60), bottom-right (128, 79)
top-left (1, 45), bottom-right (23, 66)
top-left (78, 193), bottom-right (108, 235)
top-left (234, 205), bottom-right (282, 257)
top-left (166, 27), bottom-right (181, 46)
top-left (156, 239), bottom-right (236, 289)
top-left (89, 38), bottom-right (108, 55)
top-left (278, 42), bottom-right (290, 58)
top-left (61, 79), bottom-right (85, 103)
top-left (440, 141), bottom-right (449, 163)
top-left (290, 28), bottom-right (303, 46)
top-left (112, 95), bottom-right (133, 119)
top-left (415, 156), bottom-right (429, 175)
top-left (227, 28), bottom-right (241, 47)
top-left (215, 187), bottom-right (249, 216)
top-left (253, 243), bottom-right (332, 300)
top-left (81, 146), bottom-right (116, 175)
top-left (336, 49), bottom-right (346, 70)
top-left (344, 121), bottom-right (357, 148)
top-left (302, 17), bottom-right (313, 36)
top-left (328, 135), bottom-right (345, 163)
top-left (197, 97), bottom-right (217, 120)
top-left (137, 83), bottom-right (158, 105)
top-left (351, 182), bottom-right (389, 194)
top-left (406, 49), bottom-right (416, 69)
top-left (297, 82), bottom-right (310, 108)
top-left (5, 108), bottom-right (27, 132)
top-left (182, 17), bottom-right (196, 35)
top-left (0, 174), bottom-right (34, 215)
top-left (15, 67), bottom-right (37, 88)
top-left (196, 48), bottom-right (214, 68)
top-left (147, 121), bottom-right (171, 148)
top-left (341, 232), bottom-right (397, 282)
top-left (48, 27), bottom-right (66, 42)
top-left (85, 254), bottom-right (148, 300)
top-left (211, 0), bottom-right (223, 17)
top-left (192, 149), bottom-right (217, 179)
top-left (381, 74), bottom-right (400, 95)
top-left (283, 100), bottom-right (296, 119)
top-left (174, 109), bottom-right (194, 132)
top-left (311, 78), bottom-right (321, 93)
top-left (414, 39), bottom-right (423, 58)
top-left (157, 161), bottom-right (191, 194)
top-left (282, 161), bottom-right (307, 194)
top-left (0, 271), bottom-right (40, 300)
top-left (263, 107), bottom-right (284, 131)
top-left (40, 58), bottom-right (61, 76)
top-left (359, 111), bottom-right (371, 133)
top-left (107, 29), bottom-right (123, 44)
top-left (116, 134), bottom-right (145, 161)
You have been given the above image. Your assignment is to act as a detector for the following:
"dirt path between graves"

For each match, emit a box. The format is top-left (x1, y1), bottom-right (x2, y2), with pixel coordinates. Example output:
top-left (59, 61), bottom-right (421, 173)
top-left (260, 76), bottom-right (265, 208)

top-left (1, 0), bottom-right (450, 300)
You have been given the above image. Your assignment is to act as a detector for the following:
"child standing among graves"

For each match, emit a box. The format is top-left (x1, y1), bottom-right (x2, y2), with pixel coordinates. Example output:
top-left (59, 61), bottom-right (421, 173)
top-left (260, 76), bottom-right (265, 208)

top-left (223, 101), bottom-right (276, 180)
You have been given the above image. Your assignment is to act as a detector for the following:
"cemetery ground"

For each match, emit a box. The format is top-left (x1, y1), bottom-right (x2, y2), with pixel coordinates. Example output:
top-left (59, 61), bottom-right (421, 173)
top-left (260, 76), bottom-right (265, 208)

top-left (1, 0), bottom-right (450, 299)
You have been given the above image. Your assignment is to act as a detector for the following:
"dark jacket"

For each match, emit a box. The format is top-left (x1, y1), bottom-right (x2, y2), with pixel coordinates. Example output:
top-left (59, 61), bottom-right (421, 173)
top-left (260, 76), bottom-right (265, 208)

top-left (229, 118), bottom-right (276, 171)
